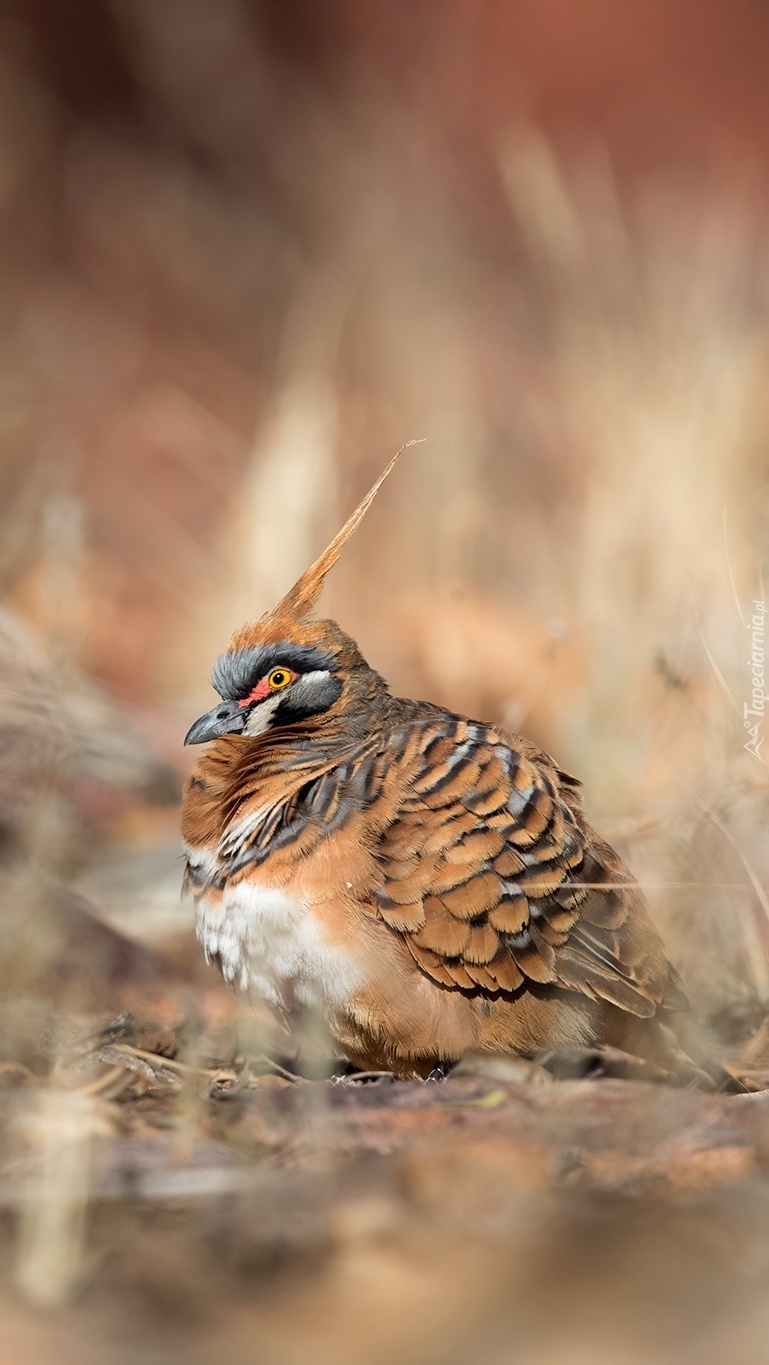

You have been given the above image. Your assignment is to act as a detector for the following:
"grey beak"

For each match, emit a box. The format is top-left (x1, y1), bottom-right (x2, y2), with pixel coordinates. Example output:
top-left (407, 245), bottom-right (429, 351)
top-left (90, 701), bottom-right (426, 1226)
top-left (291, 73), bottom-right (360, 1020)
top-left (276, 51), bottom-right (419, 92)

top-left (184, 698), bottom-right (246, 746)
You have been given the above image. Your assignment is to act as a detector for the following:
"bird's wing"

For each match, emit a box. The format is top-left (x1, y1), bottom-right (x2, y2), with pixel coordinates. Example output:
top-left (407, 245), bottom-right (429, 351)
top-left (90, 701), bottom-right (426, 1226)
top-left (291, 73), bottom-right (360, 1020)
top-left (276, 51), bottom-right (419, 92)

top-left (371, 715), bottom-right (678, 1018)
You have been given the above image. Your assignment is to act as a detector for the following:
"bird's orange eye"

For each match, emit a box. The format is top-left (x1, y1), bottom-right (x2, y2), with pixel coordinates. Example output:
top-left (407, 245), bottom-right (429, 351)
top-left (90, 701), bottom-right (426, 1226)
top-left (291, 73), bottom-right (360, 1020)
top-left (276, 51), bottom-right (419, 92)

top-left (267, 668), bottom-right (292, 690)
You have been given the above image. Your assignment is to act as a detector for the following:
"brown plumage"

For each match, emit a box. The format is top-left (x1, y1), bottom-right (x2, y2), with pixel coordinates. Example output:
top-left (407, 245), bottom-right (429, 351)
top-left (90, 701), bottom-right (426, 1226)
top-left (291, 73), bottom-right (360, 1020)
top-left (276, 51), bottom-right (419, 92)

top-left (181, 452), bottom-right (736, 1086)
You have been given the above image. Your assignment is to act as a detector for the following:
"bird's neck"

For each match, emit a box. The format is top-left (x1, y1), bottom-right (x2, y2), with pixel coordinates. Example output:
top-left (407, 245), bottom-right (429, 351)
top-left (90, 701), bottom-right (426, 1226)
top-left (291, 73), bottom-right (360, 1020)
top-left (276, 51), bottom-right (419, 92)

top-left (186, 673), bottom-right (392, 843)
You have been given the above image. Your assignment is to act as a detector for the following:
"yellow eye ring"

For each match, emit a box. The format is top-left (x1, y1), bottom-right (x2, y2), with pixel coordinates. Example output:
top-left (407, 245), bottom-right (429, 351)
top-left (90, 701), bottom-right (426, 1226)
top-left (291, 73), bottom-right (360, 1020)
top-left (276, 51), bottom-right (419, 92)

top-left (267, 668), bottom-right (292, 690)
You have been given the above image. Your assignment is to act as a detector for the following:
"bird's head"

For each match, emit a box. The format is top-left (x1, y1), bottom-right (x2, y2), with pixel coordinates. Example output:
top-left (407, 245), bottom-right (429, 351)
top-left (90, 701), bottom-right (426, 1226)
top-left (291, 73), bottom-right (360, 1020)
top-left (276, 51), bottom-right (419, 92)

top-left (183, 448), bottom-right (414, 747)
top-left (183, 615), bottom-right (381, 745)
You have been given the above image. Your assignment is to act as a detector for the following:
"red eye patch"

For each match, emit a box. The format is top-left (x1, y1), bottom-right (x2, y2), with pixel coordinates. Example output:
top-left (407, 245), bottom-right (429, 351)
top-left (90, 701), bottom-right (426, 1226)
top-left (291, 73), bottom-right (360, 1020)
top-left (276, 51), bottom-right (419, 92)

top-left (238, 670), bottom-right (297, 708)
top-left (238, 680), bottom-right (271, 708)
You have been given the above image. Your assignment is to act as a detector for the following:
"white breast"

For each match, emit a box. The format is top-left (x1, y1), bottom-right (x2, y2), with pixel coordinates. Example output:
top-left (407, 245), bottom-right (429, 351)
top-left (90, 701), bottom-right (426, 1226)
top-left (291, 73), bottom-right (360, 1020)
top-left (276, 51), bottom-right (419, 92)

top-left (195, 881), bottom-right (364, 1017)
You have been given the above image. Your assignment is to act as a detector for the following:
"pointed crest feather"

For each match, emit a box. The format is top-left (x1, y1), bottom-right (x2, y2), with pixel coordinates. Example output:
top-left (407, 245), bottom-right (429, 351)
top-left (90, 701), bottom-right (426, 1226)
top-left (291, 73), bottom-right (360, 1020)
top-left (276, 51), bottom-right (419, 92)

top-left (275, 439), bottom-right (426, 622)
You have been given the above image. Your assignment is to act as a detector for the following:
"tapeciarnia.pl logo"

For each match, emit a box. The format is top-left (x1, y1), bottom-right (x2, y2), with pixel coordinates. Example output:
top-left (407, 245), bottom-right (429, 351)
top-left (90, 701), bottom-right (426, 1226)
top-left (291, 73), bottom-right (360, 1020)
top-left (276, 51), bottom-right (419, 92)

top-left (744, 598), bottom-right (767, 759)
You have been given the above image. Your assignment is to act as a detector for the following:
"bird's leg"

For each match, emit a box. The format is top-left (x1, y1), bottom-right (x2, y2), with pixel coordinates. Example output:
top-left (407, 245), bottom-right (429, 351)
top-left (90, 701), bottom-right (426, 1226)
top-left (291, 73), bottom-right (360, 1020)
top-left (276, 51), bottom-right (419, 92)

top-left (426, 1061), bottom-right (454, 1082)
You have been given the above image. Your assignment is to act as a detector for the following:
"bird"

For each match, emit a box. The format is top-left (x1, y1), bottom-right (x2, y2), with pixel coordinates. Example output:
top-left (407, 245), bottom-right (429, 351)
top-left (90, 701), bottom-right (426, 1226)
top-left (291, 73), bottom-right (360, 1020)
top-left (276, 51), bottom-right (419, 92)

top-left (181, 451), bottom-right (741, 1087)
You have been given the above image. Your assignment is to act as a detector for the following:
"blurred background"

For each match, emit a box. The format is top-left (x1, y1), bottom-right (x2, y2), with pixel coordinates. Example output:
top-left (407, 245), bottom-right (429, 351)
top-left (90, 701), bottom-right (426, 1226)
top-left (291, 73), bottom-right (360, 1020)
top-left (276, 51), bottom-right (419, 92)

top-left (2, 2), bottom-right (769, 1361)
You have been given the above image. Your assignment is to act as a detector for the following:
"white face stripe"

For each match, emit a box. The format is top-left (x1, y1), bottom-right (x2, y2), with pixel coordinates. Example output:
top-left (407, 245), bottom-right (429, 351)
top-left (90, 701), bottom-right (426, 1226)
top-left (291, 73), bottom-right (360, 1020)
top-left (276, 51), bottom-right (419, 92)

top-left (243, 691), bottom-right (282, 736)
top-left (294, 669), bottom-right (331, 688)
